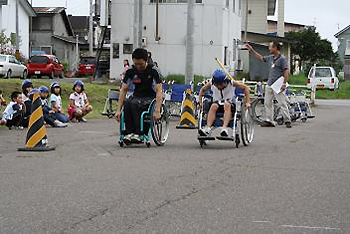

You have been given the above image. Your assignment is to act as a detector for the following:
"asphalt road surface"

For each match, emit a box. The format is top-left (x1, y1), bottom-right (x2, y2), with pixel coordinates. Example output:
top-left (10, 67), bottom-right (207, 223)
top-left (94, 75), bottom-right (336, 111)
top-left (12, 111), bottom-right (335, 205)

top-left (1, 101), bottom-right (350, 233)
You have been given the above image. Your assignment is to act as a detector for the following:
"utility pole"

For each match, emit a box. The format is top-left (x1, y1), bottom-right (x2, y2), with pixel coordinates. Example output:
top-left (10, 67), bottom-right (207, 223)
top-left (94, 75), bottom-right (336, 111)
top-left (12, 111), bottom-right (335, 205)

top-left (185, 0), bottom-right (195, 84)
top-left (138, 0), bottom-right (143, 48)
top-left (133, 0), bottom-right (138, 47)
top-left (89, 0), bottom-right (94, 56)
top-left (75, 35), bottom-right (79, 71)
top-left (15, 0), bottom-right (19, 60)
top-left (244, 0), bottom-right (249, 42)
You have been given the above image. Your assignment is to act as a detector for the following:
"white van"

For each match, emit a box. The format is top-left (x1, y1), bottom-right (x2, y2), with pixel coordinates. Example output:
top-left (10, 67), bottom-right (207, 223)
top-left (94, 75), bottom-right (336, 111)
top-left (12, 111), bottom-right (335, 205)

top-left (307, 66), bottom-right (339, 90)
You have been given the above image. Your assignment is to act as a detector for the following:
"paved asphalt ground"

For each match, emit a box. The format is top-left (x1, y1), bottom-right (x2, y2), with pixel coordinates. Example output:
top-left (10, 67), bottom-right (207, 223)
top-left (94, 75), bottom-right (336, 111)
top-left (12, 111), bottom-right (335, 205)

top-left (1, 101), bottom-right (350, 234)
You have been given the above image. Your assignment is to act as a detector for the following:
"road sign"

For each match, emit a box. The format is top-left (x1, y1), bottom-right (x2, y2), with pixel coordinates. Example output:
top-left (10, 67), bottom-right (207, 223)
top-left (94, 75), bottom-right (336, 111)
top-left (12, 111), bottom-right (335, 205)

top-left (0, 0), bottom-right (8, 5)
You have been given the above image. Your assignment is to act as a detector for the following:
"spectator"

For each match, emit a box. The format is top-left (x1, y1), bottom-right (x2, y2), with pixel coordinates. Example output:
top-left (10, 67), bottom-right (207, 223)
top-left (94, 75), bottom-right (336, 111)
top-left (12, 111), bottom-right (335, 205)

top-left (119, 59), bottom-right (130, 82)
top-left (49, 82), bottom-right (69, 123)
top-left (147, 52), bottom-right (154, 66)
top-left (0, 91), bottom-right (25, 129)
top-left (68, 80), bottom-right (93, 122)
top-left (21, 80), bottom-right (33, 128)
top-left (39, 86), bottom-right (67, 128)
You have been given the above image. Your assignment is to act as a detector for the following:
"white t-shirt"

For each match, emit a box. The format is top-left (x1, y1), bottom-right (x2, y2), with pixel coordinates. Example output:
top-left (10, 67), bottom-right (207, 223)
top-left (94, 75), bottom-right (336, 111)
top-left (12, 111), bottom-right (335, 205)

top-left (69, 92), bottom-right (87, 108)
top-left (211, 81), bottom-right (236, 103)
top-left (50, 94), bottom-right (62, 111)
top-left (2, 101), bottom-right (22, 120)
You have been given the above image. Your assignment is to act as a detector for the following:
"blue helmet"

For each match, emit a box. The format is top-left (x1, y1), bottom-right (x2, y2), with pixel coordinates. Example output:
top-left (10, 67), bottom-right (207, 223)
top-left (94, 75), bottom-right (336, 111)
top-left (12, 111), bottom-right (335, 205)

top-left (212, 69), bottom-right (228, 85)
top-left (21, 79), bottom-right (33, 90)
top-left (73, 80), bottom-right (84, 91)
top-left (39, 86), bottom-right (49, 93)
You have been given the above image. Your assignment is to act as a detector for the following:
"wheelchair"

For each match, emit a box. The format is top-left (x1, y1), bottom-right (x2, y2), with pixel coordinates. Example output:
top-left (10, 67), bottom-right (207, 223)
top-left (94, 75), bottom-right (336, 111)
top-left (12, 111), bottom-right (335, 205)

top-left (197, 90), bottom-right (255, 148)
top-left (118, 99), bottom-right (170, 148)
top-left (101, 89), bottom-right (120, 118)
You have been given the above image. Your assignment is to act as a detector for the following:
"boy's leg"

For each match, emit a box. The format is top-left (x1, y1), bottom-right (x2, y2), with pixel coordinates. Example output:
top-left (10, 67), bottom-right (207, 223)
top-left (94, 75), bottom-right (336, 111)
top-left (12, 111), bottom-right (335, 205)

top-left (207, 103), bottom-right (219, 128)
top-left (264, 86), bottom-right (275, 124)
top-left (123, 98), bottom-right (137, 135)
top-left (6, 114), bottom-right (22, 128)
top-left (132, 98), bottom-right (151, 136)
top-left (223, 101), bottom-right (232, 128)
top-left (43, 113), bottom-right (56, 127)
top-left (55, 113), bottom-right (69, 123)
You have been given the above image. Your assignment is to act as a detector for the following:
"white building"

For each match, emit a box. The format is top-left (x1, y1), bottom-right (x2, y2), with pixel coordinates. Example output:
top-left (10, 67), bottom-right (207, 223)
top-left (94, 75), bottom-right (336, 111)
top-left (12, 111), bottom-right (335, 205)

top-left (0, 0), bottom-right (36, 58)
top-left (110, 0), bottom-right (243, 79)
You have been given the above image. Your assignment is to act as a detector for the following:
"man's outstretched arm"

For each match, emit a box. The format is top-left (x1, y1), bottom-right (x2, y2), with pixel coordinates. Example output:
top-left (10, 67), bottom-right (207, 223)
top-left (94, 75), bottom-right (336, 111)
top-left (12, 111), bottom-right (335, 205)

top-left (245, 44), bottom-right (264, 62)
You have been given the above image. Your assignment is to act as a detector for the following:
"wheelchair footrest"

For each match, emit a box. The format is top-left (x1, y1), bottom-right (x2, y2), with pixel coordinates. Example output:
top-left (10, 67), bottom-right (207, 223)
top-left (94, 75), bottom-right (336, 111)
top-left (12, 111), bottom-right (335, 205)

top-left (198, 136), bottom-right (216, 141)
top-left (216, 136), bottom-right (235, 141)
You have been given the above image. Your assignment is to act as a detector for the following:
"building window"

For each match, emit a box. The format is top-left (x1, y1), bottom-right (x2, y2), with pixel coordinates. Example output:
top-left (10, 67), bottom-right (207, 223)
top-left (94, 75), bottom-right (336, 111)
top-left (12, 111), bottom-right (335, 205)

top-left (347, 40), bottom-right (350, 49)
top-left (113, 43), bottom-right (120, 59)
top-left (233, 0), bottom-right (236, 12)
top-left (224, 46), bottom-right (228, 66)
top-left (123, 44), bottom-right (133, 54)
top-left (150, 0), bottom-right (203, 3)
top-left (226, 0), bottom-right (229, 8)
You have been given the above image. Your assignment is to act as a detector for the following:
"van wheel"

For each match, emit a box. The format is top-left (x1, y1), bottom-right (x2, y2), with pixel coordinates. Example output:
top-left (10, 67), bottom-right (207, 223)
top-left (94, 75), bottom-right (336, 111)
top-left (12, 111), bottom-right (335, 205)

top-left (5, 70), bottom-right (11, 79)
top-left (22, 70), bottom-right (27, 80)
top-left (49, 71), bottom-right (55, 79)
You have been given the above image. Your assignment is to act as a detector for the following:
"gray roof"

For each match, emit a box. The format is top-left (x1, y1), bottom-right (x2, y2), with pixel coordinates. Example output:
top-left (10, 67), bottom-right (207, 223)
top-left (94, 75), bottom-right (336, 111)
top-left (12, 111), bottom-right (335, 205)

top-left (335, 25), bottom-right (350, 38)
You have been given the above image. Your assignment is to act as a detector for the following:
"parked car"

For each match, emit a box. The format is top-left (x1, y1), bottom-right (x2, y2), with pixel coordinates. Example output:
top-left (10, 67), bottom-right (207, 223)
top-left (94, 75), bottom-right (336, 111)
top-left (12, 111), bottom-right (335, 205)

top-left (307, 66), bottom-right (339, 90)
top-left (27, 55), bottom-right (64, 79)
top-left (0, 54), bottom-right (28, 79)
top-left (78, 57), bottom-right (96, 77)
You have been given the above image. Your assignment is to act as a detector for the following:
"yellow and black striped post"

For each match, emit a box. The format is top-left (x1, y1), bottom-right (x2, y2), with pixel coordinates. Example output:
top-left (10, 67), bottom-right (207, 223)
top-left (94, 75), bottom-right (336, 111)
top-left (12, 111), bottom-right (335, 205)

top-left (176, 89), bottom-right (197, 129)
top-left (18, 91), bottom-right (55, 152)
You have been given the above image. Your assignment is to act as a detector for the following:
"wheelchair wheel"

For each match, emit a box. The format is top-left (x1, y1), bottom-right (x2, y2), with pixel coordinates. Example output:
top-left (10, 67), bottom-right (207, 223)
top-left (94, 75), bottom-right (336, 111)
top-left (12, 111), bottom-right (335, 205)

top-left (251, 98), bottom-right (265, 125)
top-left (150, 102), bottom-right (170, 146)
top-left (241, 106), bottom-right (255, 146)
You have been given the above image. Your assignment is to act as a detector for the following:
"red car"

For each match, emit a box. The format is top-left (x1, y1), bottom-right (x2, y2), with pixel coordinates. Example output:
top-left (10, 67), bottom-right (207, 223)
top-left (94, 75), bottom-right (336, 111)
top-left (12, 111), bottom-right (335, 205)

top-left (78, 57), bottom-right (96, 77)
top-left (27, 55), bottom-right (64, 79)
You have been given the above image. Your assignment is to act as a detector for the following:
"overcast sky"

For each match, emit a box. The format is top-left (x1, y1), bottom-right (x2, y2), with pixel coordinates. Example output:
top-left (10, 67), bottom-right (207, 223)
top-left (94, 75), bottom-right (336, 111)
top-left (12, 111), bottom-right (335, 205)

top-left (31, 0), bottom-right (348, 50)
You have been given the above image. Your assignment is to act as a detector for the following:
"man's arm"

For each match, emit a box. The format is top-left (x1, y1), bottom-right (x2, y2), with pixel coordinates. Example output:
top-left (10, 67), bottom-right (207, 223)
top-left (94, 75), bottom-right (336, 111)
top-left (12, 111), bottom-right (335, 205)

top-left (153, 84), bottom-right (163, 120)
top-left (245, 44), bottom-right (264, 62)
top-left (281, 68), bottom-right (289, 91)
top-left (233, 81), bottom-right (251, 108)
top-left (116, 83), bottom-right (128, 122)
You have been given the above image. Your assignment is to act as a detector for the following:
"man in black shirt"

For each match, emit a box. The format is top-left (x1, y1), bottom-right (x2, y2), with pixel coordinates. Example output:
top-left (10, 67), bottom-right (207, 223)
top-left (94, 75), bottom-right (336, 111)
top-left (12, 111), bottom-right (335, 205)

top-left (116, 48), bottom-right (163, 143)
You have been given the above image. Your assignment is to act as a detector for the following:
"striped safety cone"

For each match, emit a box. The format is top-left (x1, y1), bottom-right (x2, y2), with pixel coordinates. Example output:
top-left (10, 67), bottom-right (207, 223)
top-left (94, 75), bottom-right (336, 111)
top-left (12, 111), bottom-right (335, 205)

top-left (176, 89), bottom-right (197, 129)
top-left (18, 91), bottom-right (55, 152)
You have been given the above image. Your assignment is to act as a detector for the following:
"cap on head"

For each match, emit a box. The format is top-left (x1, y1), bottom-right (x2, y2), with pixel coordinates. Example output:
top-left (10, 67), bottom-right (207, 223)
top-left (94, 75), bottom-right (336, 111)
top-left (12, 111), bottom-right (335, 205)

top-left (212, 69), bottom-right (228, 85)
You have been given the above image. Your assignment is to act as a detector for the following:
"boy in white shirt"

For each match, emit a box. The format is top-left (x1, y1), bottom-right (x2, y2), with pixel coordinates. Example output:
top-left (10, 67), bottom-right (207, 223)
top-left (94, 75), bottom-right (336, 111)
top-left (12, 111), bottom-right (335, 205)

top-left (198, 69), bottom-right (251, 137)
top-left (68, 80), bottom-right (93, 122)
top-left (0, 91), bottom-right (25, 129)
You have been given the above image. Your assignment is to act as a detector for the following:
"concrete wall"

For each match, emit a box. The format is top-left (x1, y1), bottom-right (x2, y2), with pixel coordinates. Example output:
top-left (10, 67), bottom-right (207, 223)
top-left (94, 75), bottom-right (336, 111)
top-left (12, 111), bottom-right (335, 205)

top-left (0, 0), bottom-right (31, 58)
top-left (336, 31), bottom-right (350, 65)
top-left (242, 0), bottom-right (268, 34)
top-left (52, 14), bottom-right (70, 37)
top-left (110, 0), bottom-right (242, 79)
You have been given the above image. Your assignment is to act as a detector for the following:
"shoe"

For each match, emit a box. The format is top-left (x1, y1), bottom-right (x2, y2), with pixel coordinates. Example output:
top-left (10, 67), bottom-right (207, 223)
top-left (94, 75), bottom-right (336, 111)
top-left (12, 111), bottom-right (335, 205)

top-left (78, 118), bottom-right (87, 123)
top-left (54, 120), bottom-right (68, 128)
top-left (220, 128), bottom-right (229, 137)
top-left (123, 134), bottom-right (132, 144)
top-left (261, 121), bottom-right (275, 127)
top-left (131, 134), bottom-right (142, 143)
top-left (199, 126), bottom-right (212, 137)
top-left (70, 118), bottom-right (77, 123)
top-left (285, 122), bottom-right (292, 128)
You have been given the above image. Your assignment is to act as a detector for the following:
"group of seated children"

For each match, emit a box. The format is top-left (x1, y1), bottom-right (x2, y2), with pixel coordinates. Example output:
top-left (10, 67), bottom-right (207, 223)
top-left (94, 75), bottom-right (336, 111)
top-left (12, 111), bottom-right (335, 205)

top-left (0, 80), bottom-right (93, 129)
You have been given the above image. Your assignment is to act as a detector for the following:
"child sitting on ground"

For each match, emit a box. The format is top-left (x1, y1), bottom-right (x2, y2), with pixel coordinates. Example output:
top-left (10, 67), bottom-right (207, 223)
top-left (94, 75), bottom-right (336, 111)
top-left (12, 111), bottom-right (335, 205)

top-left (68, 80), bottom-right (93, 122)
top-left (0, 91), bottom-right (25, 129)
top-left (21, 80), bottom-right (33, 128)
top-left (39, 86), bottom-right (67, 128)
top-left (198, 69), bottom-right (251, 137)
top-left (49, 82), bottom-right (69, 123)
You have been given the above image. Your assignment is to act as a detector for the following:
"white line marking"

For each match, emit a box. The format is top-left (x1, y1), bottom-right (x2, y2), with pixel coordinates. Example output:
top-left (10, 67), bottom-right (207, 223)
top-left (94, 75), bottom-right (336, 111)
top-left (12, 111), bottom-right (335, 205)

top-left (253, 221), bottom-right (272, 224)
top-left (281, 224), bottom-right (340, 231)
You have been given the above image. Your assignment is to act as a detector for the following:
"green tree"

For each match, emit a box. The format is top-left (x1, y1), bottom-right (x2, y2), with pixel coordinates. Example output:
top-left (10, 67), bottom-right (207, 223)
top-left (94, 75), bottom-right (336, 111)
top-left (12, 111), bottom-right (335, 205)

top-left (286, 26), bottom-right (341, 74)
top-left (0, 30), bottom-right (10, 47)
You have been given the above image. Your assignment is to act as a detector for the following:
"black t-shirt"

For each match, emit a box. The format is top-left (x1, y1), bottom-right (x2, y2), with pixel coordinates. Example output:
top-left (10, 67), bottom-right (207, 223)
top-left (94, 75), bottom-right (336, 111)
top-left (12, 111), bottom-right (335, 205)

top-left (123, 64), bottom-right (162, 98)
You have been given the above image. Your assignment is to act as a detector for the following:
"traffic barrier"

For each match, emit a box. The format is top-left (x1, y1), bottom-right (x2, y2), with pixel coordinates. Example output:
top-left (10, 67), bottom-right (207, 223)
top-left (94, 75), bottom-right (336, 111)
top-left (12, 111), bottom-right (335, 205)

top-left (176, 89), bottom-right (196, 129)
top-left (18, 91), bottom-right (55, 152)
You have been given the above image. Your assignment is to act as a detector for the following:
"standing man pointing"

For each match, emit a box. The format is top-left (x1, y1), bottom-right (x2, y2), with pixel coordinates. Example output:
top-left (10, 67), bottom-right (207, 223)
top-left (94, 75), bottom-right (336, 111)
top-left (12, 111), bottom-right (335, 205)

top-left (246, 41), bottom-right (292, 128)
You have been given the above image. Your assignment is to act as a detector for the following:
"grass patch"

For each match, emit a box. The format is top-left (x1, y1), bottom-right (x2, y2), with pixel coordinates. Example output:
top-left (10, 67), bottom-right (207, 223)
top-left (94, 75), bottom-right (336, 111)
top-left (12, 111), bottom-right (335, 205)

top-left (316, 81), bottom-right (350, 99)
top-left (289, 74), bottom-right (308, 85)
top-left (0, 79), bottom-right (115, 119)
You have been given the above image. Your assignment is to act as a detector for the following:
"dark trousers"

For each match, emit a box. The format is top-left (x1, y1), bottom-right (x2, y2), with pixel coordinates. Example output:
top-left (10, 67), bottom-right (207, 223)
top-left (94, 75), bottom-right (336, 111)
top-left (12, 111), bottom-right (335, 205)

top-left (124, 97), bottom-right (152, 135)
top-left (6, 113), bottom-right (22, 128)
top-left (21, 100), bottom-right (32, 128)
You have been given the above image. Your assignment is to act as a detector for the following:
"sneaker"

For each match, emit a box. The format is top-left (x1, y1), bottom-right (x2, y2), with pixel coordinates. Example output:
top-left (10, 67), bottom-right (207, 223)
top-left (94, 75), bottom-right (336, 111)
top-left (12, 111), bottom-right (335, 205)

top-left (285, 121), bottom-right (292, 128)
top-left (70, 118), bottom-right (77, 123)
top-left (131, 134), bottom-right (142, 143)
top-left (54, 120), bottom-right (68, 128)
top-left (78, 118), bottom-right (87, 123)
top-left (220, 127), bottom-right (229, 137)
top-left (261, 121), bottom-right (275, 127)
top-left (199, 126), bottom-right (212, 137)
top-left (123, 134), bottom-right (133, 144)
